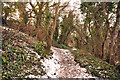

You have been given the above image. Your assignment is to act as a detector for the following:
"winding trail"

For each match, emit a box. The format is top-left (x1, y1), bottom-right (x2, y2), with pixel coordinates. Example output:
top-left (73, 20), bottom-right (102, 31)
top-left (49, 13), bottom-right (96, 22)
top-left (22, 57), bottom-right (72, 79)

top-left (1, 26), bottom-right (96, 78)
top-left (41, 47), bottom-right (96, 78)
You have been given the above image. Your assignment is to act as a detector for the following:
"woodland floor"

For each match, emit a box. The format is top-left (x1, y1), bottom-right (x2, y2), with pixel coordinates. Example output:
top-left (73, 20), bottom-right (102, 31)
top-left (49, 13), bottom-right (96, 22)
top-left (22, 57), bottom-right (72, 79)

top-left (1, 26), bottom-right (119, 79)
top-left (1, 26), bottom-right (96, 78)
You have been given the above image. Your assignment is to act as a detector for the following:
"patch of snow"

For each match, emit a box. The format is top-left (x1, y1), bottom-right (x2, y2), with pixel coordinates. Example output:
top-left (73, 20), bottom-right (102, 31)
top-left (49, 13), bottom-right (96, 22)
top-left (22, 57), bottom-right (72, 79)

top-left (41, 51), bottom-right (60, 78)
top-left (41, 75), bottom-right (48, 78)
top-left (2, 26), bottom-right (11, 31)
top-left (72, 47), bottom-right (77, 51)
top-left (2, 27), bottom-right (6, 30)
top-left (19, 40), bottom-right (23, 42)
top-left (25, 74), bottom-right (40, 78)
top-left (30, 51), bottom-right (40, 58)
top-left (80, 68), bottom-right (87, 72)
top-left (40, 46), bottom-right (96, 78)
top-left (25, 46), bottom-right (40, 59)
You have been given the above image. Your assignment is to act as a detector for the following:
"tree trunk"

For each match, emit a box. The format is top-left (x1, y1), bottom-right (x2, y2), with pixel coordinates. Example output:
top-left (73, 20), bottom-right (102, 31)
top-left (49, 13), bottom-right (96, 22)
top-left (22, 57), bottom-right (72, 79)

top-left (46, 35), bottom-right (52, 51)
top-left (46, 2), bottom-right (60, 51)
top-left (37, 26), bottom-right (42, 41)
top-left (109, 2), bottom-right (120, 64)
top-left (30, 2), bottom-right (45, 41)
top-left (117, 29), bottom-right (120, 63)
top-left (54, 21), bottom-right (59, 41)
top-left (63, 31), bottom-right (70, 44)
top-left (101, 3), bottom-right (110, 60)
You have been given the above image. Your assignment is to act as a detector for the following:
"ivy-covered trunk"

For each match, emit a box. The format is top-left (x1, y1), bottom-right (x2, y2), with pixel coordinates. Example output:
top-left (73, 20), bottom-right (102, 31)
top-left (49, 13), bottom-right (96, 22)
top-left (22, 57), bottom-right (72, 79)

top-left (53, 21), bottom-right (59, 41)
top-left (109, 2), bottom-right (120, 64)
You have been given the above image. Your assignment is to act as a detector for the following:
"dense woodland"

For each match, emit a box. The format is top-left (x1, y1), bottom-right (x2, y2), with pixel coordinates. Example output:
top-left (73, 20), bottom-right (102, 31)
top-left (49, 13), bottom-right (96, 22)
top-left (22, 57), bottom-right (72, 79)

top-left (1, 1), bottom-right (120, 79)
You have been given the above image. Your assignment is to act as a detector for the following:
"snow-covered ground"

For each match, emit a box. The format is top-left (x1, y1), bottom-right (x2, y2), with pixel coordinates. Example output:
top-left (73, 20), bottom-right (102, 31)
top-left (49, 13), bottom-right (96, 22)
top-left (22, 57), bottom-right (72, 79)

top-left (40, 47), bottom-right (96, 78)
top-left (1, 26), bottom-right (96, 78)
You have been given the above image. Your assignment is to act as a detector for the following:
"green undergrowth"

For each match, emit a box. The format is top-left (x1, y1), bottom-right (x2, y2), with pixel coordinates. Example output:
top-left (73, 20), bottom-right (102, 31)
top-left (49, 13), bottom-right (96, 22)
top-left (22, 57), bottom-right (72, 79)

top-left (73, 52), bottom-right (120, 79)
top-left (2, 27), bottom-right (49, 79)
top-left (52, 40), bottom-right (120, 79)
top-left (52, 40), bottom-right (71, 49)
top-left (27, 42), bottom-right (50, 59)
